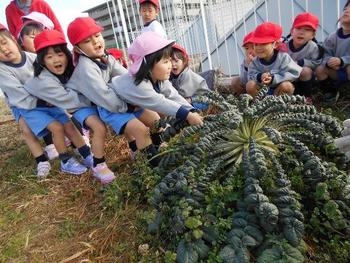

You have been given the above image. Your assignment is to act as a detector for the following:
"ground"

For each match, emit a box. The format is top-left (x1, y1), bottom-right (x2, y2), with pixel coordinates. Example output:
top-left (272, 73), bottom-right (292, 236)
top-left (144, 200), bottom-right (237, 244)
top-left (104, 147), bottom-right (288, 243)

top-left (0, 98), bottom-right (160, 263)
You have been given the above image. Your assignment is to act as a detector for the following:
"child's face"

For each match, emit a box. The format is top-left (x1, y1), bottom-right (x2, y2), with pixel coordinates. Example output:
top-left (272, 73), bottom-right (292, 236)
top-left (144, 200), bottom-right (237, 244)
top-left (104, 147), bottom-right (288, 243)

top-left (0, 35), bottom-right (21, 64)
top-left (43, 47), bottom-right (68, 75)
top-left (341, 5), bottom-right (350, 26)
top-left (291, 26), bottom-right (315, 47)
top-left (171, 54), bottom-right (186, 76)
top-left (77, 32), bottom-right (105, 59)
top-left (22, 29), bottom-right (41, 53)
top-left (243, 43), bottom-right (255, 58)
top-left (151, 56), bottom-right (172, 82)
top-left (140, 3), bottom-right (159, 24)
top-left (254, 42), bottom-right (275, 60)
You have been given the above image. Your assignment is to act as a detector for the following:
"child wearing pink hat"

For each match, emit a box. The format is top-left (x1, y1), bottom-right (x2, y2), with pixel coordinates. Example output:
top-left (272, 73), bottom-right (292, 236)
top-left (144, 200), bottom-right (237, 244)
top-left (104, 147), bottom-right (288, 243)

top-left (230, 31), bottom-right (255, 95)
top-left (247, 22), bottom-right (302, 97)
top-left (315, 0), bottom-right (350, 103)
top-left (67, 17), bottom-right (162, 166)
top-left (111, 31), bottom-right (203, 133)
top-left (285, 12), bottom-right (323, 103)
top-left (170, 43), bottom-right (210, 110)
top-left (139, 0), bottom-right (167, 38)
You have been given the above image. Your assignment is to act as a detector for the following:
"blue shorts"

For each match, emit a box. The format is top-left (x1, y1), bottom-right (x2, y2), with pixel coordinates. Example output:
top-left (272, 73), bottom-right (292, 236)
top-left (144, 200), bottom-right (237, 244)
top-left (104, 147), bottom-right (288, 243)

top-left (98, 107), bottom-right (144, 135)
top-left (11, 107), bottom-right (21, 123)
top-left (337, 68), bottom-right (348, 82)
top-left (18, 107), bottom-right (69, 137)
top-left (72, 107), bottom-right (99, 129)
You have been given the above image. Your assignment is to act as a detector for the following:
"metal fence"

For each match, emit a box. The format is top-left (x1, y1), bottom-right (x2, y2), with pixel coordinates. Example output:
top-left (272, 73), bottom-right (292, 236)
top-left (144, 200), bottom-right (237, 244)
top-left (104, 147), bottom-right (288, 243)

top-left (100, 0), bottom-right (347, 75)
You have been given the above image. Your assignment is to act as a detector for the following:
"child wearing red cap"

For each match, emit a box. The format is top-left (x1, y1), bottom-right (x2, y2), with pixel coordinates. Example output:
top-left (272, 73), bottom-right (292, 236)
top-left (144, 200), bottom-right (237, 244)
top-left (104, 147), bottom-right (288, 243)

top-left (111, 32), bottom-right (203, 135)
top-left (139, 0), bottom-right (167, 38)
top-left (285, 12), bottom-right (323, 103)
top-left (170, 43), bottom-right (210, 110)
top-left (247, 22), bottom-right (302, 97)
top-left (0, 26), bottom-right (90, 177)
top-left (67, 17), bottom-right (162, 166)
top-left (230, 31), bottom-right (255, 95)
top-left (23, 30), bottom-right (115, 184)
top-left (0, 23), bottom-right (53, 177)
top-left (315, 0), bottom-right (350, 103)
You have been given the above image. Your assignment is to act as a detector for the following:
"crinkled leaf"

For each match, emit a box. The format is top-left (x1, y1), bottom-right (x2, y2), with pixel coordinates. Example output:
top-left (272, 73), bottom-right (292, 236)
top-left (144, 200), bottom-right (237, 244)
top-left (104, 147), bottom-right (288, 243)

top-left (176, 240), bottom-right (199, 263)
top-left (219, 245), bottom-right (235, 263)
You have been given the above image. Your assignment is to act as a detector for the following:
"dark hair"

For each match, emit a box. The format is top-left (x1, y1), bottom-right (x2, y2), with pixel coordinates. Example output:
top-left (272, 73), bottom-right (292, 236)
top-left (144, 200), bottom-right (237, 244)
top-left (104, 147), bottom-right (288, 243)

top-left (34, 44), bottom-right (74, 79)
top-left (134, 44), bottom-right (173, 85)
top-left (18, 22), bottom-right (43, 47)
top-left (171, 48), bottom-right (188, 67)
top-left (345, 0), bottom-right (350, 9)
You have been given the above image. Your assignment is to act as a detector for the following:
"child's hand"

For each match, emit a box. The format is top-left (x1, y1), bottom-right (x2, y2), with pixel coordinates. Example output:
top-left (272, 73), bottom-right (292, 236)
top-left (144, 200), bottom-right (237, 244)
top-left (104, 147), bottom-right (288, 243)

top-left (246, 55), bottom-right (254, 65)
top-left (327, 57), bottom-right (341, 70)
top-left (261, 72), bottom-right (272, 85)
top-left (187, 112), bottom-right (203, 125)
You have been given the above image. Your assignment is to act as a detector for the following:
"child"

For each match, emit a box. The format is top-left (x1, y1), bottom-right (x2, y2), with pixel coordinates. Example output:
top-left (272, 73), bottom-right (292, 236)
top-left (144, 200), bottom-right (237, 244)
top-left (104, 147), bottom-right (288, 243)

top-left (0, 24), bottom-right (89, 177)
top-left (23, 29), bottom-right (115, 184)
top-left (230, 31), bottom-right (255, 95)
top-left (247, 22), bottom-right (302, 97)
top-left (315, 0), bottom-right (350, 103)
top-left (285, 12), bottom-right (323, 102)
top-left (67, 17), bottom-right (162, 166)
top-left (5, 0), bottom-right (63, 37)
top-left (170, 43), bottom-right (210, 110)
top-left (107, 48), bottom-right (128, 68)
top-left (111, 31), bottom-right (203, 129)
top-left (139, 0), bottom-right (167, 38)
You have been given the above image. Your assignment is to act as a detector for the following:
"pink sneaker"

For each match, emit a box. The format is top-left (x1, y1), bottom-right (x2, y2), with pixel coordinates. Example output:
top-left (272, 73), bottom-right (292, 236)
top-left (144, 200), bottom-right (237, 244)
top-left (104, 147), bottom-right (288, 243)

top-left (92, 162), bottom-right (115, 184)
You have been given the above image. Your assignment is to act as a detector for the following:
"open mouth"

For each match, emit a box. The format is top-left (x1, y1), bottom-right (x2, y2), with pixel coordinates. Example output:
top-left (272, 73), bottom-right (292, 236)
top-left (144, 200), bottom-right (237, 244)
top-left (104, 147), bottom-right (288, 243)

top-left (54, 64), bottom-right (63, 70)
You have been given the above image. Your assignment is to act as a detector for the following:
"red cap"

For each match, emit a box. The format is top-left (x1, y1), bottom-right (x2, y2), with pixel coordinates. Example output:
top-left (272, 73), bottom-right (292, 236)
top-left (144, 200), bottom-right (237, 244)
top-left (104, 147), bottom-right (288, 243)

top-left (242, 31), bottom-right (254, 46)
top-left (67, 17), bottom-right (103, 46)
top-left (34, 29), bottom-right (67, 52)
top-left (172, 43), bottom-right (189, 63)
top-left (139, 0), bottom-right (159, 8)
top-left (292, 12), bottom-right (318, 31)
top-left (250, 22), bottom-right (282, 44)
top-left (107, 48), bottom-right (128, 68)
top-left (0, 23), bottom-right (7, 30)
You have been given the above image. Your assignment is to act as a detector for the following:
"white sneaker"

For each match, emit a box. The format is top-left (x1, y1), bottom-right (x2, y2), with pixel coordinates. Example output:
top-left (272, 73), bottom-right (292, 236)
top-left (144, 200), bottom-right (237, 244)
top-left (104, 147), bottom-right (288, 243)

top-left (92, 162), bottom-right (115, 184)
top-left (37, 161), bottom-right (51, 178)
top-left (82, 128), bottom-right (91, 147)
top-left (64, 136), bottom-right (72, 147)
top-left (44, 144), bottom-right (59, 160)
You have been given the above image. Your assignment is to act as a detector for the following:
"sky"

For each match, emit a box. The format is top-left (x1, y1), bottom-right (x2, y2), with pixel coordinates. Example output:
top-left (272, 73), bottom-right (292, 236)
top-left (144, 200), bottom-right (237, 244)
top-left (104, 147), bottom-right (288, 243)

top-left (0, 0), bottom-right (106, 34)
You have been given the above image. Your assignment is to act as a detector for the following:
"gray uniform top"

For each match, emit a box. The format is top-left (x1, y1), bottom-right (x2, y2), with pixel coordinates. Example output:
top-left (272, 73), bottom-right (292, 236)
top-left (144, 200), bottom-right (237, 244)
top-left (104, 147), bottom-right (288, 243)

top-left (248, 50), bottom-right (302, 86)
top-left (66, 55), bottom-right (128, 113)
top-left (239, 59), bottom-right (250, 85)
top-left (0, 51), bottom-right (38, 109)
top-left (24, 68), bottom-right (90, 111)
top-left (286, 40), bottom-right (322, 70)
top-left (111, 74), bottom-right (193, 119)
top-left (170, 67), bottom-right (210, 98)
top-left (141, 20), bottom-right (167, 38)
top-left (322, 28), bottom-right (350, 66)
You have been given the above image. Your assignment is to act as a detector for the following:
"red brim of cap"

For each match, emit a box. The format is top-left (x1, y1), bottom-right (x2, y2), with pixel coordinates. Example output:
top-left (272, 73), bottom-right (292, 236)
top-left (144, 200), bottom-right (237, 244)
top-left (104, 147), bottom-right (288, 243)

top-left (293, 22), bottom-right (317, 31)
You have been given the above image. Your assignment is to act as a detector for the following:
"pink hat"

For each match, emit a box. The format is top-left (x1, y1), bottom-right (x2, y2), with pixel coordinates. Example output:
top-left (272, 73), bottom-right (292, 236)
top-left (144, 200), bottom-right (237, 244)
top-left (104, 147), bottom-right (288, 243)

top-left (242, 31), bottom-right (254, 46)
top-left (67, 17), bottom-right (103, 46)
top-left (128, 31), bottom-right (174, 75)
top-left (292, 12), bottom-right (318, 31)
top-left (172, 43), bottom-right (189, 63)
top-left (250, 22), bottom-right (282, 44)
top-left (21, 12), bottom-right (54, 30)
top-left (139, 0), bottom-right (159, 8)
top-left (34, 30), bottom-right (67, 53)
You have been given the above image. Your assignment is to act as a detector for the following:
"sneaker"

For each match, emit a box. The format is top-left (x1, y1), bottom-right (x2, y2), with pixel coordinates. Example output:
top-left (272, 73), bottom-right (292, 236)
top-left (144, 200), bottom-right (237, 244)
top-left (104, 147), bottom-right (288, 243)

top-left (92, 162), bottom-right (116, 184)
top-left (82, 154), bottom-right (93, 168)
top-left (64, 136), bottom-right (72, 147)
top-left (324, 91), bottom-right (340, 104)
top-left (82, 128), bottom-right (91, 147)
top-left (37, 161), bottom-right (51, 178)
top-left (44, 144), bottom-right (59, 160)
top-left (61, 157), bottom-right (87, 175)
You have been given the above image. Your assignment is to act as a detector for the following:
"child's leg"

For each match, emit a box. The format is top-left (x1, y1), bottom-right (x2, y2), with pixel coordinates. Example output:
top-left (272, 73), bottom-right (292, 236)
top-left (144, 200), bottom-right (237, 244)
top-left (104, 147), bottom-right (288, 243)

top-left (246, 80), bottom-right (260, 97)
top-left (137, 109), bottom-right (162, 148)
top-left (295, 67), bottom-right (314, 97)
top-left (84, 115), bottom-right (106, 159)
top-left (315, 65), bottom-right (339, 102)
top-left (18, 117), bottom-right (45, 157)
top-left (274, 81), bottom-right (295, 96)
top-left (124, 119), bottom-right (152, 150)
top-left (230, 76), bottom-right (245, 95)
